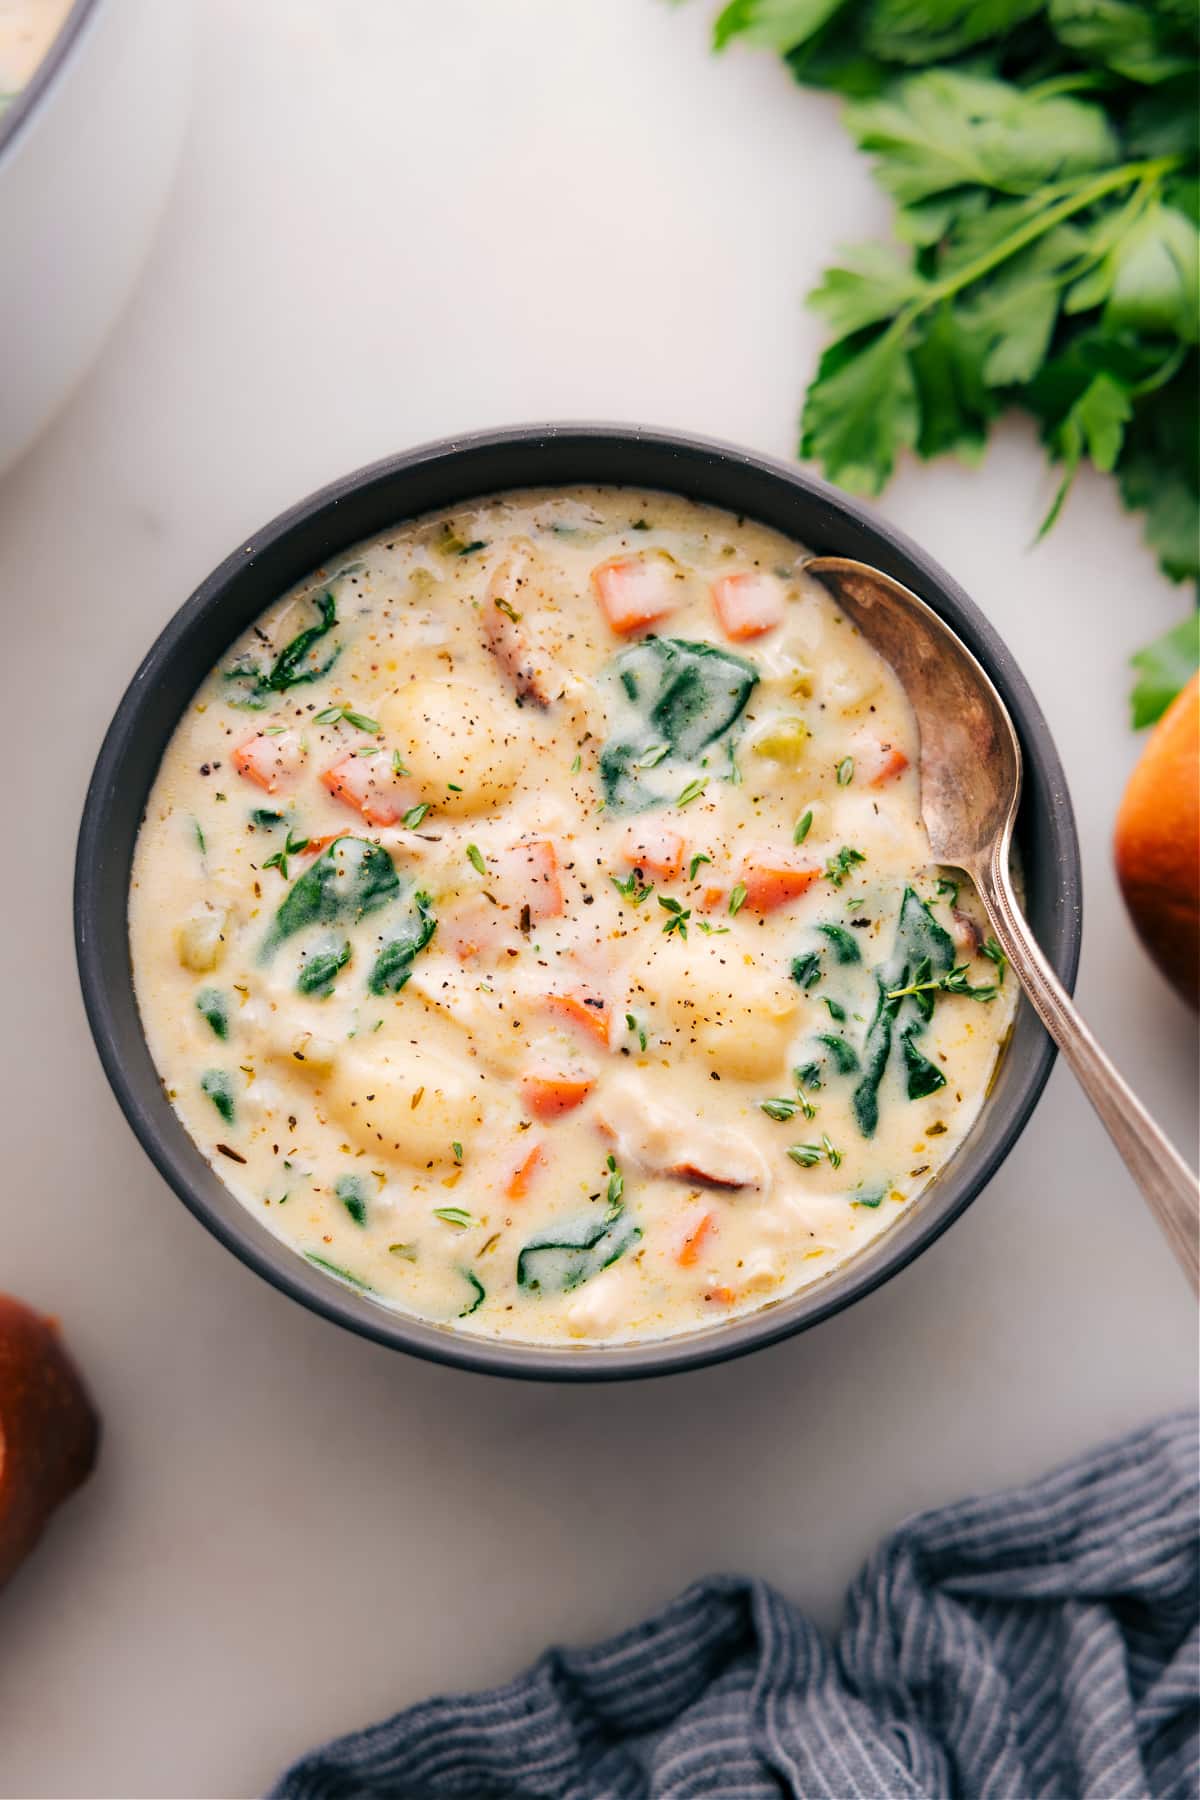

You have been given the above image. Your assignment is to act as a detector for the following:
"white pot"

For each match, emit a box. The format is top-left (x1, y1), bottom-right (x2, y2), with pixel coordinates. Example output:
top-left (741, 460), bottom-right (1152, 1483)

top-left (0, 0), bottom-right (193, 475)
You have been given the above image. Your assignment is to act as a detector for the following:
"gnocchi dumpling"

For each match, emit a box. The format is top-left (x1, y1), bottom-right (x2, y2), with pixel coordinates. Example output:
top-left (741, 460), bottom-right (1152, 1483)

top-left (375, 679), bottom-right (522, 814)
top-left (326, 1044), bottom-right (486, 1166)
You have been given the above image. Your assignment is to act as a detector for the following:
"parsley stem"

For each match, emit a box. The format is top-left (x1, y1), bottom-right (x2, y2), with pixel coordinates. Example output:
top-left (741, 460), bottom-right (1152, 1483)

top-left (925, 157), bottom-right (1181, 309)
top-left (875, 156), bottom-right (1182, 360)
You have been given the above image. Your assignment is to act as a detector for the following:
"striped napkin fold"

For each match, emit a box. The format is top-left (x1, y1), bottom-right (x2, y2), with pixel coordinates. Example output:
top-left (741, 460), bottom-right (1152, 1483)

top-left (270, 1412), bottom-right (1198, 1800)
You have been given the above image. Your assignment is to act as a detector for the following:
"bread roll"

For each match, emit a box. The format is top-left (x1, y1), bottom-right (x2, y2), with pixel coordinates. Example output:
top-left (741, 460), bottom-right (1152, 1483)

top-left (0, 1296), bottom-right (99, 1589)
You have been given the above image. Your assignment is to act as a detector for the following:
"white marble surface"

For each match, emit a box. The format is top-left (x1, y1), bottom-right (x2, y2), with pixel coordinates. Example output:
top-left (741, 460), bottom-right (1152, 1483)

top-left (1, 3), bottom-right (1195, 1795)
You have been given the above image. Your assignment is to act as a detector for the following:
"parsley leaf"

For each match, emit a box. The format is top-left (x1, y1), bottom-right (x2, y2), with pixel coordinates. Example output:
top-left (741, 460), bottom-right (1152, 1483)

top-left (693, 10), bottom-right (1199, 726)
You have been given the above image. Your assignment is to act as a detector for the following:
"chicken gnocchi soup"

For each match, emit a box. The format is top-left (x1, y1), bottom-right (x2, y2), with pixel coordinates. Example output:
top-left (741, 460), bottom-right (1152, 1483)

top-left (130, 489), bottom-right (1014, 1343)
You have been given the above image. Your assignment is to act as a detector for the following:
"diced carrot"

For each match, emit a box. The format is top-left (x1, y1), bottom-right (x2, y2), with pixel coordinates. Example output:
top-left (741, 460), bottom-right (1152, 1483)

top-left (704, 1285), bottom-right (737, 1305)
top-left (498, 839), bottom-right (563, 921)
top-left (541, 993), bottom-right (612, 1047)
top-left (520, 1072), bottom-right (595, 1120)
top-left (621, 825), bottom-right (684, 882)
top-left (505, 1143), bottom-right (545, 1200)
top-left (591, 553), bottom-right (679, 635)
top-left (868, 746), bottom-right (909, 787)
top-left (298, 834), bottom-right (338, 858)
top-left (321, 755), bottom-right (412, 827)
top-left (738, 849), bottom-right (820, 914)
top-left (232, 731), bottom-right (303, 793)
top-left (711, 571), bottom-right (786, 641)
top-left (677, 1211), bottom-right (716, 1267)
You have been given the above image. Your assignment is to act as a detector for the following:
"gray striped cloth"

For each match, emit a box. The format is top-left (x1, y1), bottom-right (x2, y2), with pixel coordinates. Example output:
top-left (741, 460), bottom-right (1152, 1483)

top-left (270, 1412), bottom-right (1198, 1799)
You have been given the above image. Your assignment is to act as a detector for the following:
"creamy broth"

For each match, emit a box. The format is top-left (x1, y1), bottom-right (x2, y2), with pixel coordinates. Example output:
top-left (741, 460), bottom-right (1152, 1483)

top-left (129, 489), bottom-right (1014, 1344)
top-left (0, 0), bottom-right (72, 109)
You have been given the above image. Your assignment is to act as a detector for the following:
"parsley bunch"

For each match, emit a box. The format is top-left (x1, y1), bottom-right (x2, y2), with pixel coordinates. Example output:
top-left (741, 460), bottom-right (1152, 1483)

top-left (708, 0), bottom-right (1198, 725)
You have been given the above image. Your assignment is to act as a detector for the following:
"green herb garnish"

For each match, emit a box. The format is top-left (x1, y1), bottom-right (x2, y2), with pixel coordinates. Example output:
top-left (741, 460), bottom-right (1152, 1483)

top-left (262, 828), bottom-right (311, 881)
top-left (314, 704), bottom-right (380, 733)
top-left (658, 895), bottom-right (691, 938)
top-left (982, 937), bottom-right (1008, 984)
top-left (761, 1097), bottom-right (799, 1122)
top-left (466, 843), bottom-right (487, 876)
top-left (794, 809), bottom-right (814, 844)
top-left (304, 1252), bottom-right (372, 1290)
top-left (611, 869), bottom-right (655, 906)
top-left (728, 882), bottom-right (748, 917)
top-left (885, 965), bottom-right (999, 1002)
top-left (836, 756), bottom-right (855, 786)
top-left (825, 846), bottom-right (866, 887)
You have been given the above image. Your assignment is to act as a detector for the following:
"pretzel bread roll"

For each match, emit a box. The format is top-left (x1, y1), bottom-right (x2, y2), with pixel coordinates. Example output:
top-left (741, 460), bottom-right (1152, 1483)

top-left (0, 1296), bottom-right (99, 1589)
top-left (1114, 672), bottom-right (1199, 1008)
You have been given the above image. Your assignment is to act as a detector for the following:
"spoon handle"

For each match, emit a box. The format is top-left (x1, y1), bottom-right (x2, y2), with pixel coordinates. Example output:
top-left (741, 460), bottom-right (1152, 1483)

top-left (971, 846), bottom-right (1198, 1291)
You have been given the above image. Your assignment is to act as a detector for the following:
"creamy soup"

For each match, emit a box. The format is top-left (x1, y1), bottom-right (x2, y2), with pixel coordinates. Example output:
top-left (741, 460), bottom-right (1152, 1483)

top-left (130, 489), bottom-right (1014, 1344)
top-left (0, 0), bottom-right (72, 111)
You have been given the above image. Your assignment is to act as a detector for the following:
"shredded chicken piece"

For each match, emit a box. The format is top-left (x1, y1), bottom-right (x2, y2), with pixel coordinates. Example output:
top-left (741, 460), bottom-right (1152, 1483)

top-left (596, 1074), bottom-right (770, 1193)
top-left (482, 548), bottom-right (556, 707)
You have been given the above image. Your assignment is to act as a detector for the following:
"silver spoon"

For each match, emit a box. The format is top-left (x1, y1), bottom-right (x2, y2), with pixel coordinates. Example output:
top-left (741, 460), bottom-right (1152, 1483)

top-left (804, 555), bottom-right (1199, 1291)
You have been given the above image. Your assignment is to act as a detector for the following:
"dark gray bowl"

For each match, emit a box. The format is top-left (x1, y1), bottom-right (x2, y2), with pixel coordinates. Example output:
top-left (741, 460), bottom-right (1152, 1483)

top-left (74, 426), bottom-right (1081, 1380)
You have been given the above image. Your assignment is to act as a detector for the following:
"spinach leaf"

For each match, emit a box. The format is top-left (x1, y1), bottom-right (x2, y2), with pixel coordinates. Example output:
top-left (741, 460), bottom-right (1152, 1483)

top-left (304, 1252), bottom-right (373, 1290)
top-left (459, 1271), bottom-right (486, 1317)
top-left (201, 1069), bottom-right (236, 1125)
top-left (901, 1026), bottom-right (948, 1100)
top-left (816, 1031), bottom-right (860, 1074)
top-left (852, 987), bottom-right (896, 1139)
top-left (600, 638), bottom-right (758, 812)
top-left (818, 923), bottom-right (862, 963)
top-left (791, 950), bottom-right (823, 989)
top-left (336, 1173), bottom-right (369, 1227)
top-left (224, 592), bottom-right (339, 707)
top-left (262, 836), bottom-right (399, 958)
top-left (195, 987), bottom-right (228, 1039)
top-left (516, 1210), bottom-right (641, 1295)
top-left (852, 1184), bottom-right (889, 1210)
top-left (297, 937), bottom-right (352, 998)
top-left (852, 887), bottom-right (954, 1136)
top-left (367, 891), bottom-right (437, 996)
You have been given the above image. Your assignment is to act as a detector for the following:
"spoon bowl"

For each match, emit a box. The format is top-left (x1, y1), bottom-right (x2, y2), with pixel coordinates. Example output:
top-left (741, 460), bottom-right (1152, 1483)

top-left (804, 557), bottom-right (1021, 868)
top-left (805, 554), bottom-right (1199, 1291)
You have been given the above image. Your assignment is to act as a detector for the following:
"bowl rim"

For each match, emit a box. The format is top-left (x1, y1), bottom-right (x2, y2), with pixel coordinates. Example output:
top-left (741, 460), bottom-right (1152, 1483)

top-left (74, 423), bottom-right (1082, 1381)
top-left (0, 0), bottom-right (99, 164)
